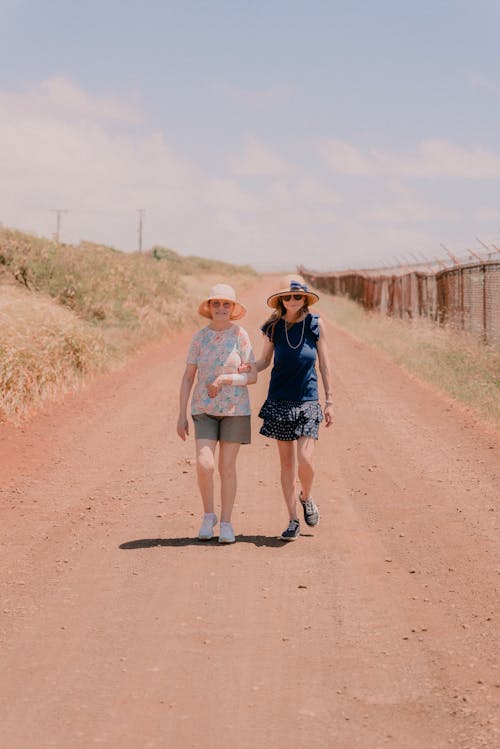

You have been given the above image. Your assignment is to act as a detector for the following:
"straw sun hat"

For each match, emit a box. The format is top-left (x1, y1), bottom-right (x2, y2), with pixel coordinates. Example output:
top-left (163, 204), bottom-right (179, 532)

top-left (198, 283), bottom-right (247, 320)
top-left (266, 274), bottom-right (319, 309)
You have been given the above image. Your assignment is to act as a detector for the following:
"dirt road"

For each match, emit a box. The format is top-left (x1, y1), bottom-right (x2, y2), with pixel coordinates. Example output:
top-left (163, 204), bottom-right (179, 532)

top-left (1, 277), bottom-right (499, 748)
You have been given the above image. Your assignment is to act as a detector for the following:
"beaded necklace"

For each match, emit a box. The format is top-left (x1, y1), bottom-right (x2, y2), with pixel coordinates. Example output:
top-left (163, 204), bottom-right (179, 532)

top-left (284, 317), bottom-right (305, 350)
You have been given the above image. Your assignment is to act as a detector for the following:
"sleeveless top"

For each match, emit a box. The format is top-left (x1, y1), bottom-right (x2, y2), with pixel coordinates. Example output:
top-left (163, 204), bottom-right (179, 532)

top-left (261, 313), bottom-right (320, 402)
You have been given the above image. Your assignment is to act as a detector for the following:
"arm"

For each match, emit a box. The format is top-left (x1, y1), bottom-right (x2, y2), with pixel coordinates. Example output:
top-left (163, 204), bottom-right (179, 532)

top-left (209, 328), bottom-right (258, 396)
top-left (238, 332), bottom-right (274, 373)
top-left (177, 363), bottom-right (197, 440)
top-left (244, 362), bottom-right (258, 385)
top-left (207, 371), bottom-right (254, 397)
top-left (255, 336), bottom-right (274, 372)
top-left (236, 328), bottom-right (258, 384)
top-left (316, 318), bottom-right (334, 427)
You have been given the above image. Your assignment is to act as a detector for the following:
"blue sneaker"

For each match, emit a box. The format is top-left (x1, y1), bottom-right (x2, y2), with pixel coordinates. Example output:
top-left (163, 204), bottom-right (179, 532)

top-left (300, 493), bottom-right (320, 527)
top-left (280, 519), bottom-right (300, 541)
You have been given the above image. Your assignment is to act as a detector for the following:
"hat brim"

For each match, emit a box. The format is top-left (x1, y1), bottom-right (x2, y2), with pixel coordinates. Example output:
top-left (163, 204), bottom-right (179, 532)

top-left (266, 289), bottom-right (319, 309)
top-left (198, 298), bottom-right (247, 320)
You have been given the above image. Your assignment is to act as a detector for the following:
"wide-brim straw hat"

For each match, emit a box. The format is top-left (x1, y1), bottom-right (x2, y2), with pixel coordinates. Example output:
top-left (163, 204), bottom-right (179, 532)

top-left (266, 274), bottom-right (319, 309)
top-left (198, 283), bottom-right (247, 320)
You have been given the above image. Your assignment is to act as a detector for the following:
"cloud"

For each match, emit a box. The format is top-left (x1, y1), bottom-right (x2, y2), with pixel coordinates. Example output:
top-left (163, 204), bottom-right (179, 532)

top-left (0, 76), bottom-right (142, 125)
top-left (320, 138), bottom-right (500, 178)
top-left (0, 79), bottom-right (324, 265)
top-left (472, 205), bottom-right (500, 222)
top-left (259, 179), bottom-right (340, 228)
top-left (365, 198), bottom-right (445, 223)
top-left (319, 140), bottom-right (376, 176)
top-left (295, 178), bottom-right (341, 206)
top-left (0, 78), bottom-right (221, 250)
top-left (1, 77), bottom-right (496, 273)
top-left (364, 183), bottom-right (457, 223)
top-left (229, 137), bottom-right (293, 177)
top-left (203, 179), bottom-right (261, 214)
top-left (468, 72), bottom-right (500, 98)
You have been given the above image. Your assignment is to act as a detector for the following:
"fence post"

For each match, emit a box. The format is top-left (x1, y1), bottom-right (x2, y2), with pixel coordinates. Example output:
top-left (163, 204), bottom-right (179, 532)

top-left (482, 264), bottom-right (487, 344)
top-left (460, 267), bottom-right (464, 331)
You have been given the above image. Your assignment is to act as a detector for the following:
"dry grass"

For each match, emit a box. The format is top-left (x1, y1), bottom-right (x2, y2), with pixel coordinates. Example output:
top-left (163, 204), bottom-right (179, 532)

top-left (0, 228), bottom-right (257, 423)
top-left (0, 285), bottom-right (109, 421)
top-left (0, 229), bottom-right (185, 331)
top-left (317, 292), bottom-right (500, 429)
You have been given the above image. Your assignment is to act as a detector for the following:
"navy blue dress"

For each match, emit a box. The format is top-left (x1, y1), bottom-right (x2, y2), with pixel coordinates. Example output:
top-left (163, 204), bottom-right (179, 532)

top-left (258, 313), bottom-right (324, 441)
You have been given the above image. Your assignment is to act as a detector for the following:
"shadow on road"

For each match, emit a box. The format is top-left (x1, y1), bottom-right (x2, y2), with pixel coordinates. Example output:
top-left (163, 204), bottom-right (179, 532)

top-left (119, 535), bottom-right (290, 549)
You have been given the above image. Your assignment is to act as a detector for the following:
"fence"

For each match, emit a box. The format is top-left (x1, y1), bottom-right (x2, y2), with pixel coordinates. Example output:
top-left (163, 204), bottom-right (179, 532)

top-left (300, 260), bottom-right (500, 346)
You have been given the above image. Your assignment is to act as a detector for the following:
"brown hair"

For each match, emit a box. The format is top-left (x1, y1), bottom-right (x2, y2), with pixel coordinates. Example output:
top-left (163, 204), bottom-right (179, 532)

top-left (262, 298), bottom-right (309, 341)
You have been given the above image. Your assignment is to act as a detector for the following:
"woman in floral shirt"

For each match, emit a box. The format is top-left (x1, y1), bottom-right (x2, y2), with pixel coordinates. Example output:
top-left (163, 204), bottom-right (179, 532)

top-left (177, 284), bottom-right (256, 543)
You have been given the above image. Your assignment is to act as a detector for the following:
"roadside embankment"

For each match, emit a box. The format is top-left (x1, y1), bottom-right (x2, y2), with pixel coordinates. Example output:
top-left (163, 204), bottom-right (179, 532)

top-left (0, 227), bottom-right (256, 423)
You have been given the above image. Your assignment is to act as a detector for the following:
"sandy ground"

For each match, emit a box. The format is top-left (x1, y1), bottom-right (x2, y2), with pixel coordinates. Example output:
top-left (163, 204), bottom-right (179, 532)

top-left (0, 276), bottom-right (499, 749)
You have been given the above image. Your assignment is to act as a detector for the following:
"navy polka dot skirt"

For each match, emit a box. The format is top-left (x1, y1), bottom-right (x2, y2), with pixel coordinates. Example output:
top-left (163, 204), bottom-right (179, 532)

top-left (258, 399), bottom-right (324, 441)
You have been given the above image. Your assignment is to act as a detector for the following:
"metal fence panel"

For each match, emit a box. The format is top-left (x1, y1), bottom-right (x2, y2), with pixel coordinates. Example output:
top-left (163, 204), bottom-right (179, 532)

top-left (301, 261), bottom-right (500, 346)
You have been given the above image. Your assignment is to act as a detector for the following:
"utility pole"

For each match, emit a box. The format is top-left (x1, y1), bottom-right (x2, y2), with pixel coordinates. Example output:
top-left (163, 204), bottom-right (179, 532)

top-left (50, 209), bottom-right (68, 242)
top-left (137, 209), bottom-right (145, 252)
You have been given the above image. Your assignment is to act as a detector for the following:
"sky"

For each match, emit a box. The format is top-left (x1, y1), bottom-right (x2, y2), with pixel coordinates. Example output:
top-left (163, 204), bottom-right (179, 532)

top-left (1, 0), bottom-right (500, 272)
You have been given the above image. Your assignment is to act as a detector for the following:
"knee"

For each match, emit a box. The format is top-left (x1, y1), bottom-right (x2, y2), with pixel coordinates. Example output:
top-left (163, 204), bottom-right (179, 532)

top-left (197, 454), bottom-right (215, 478)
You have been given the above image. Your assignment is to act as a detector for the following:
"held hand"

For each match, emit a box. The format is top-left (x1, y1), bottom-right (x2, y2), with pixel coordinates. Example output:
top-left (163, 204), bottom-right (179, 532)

top-left (176, 416), bottom-right (189, 441)
top-left (207, 377), bottom-right (222, 398)
top-left (239, 362), bottom-right (257, 383)
top-left (324, 403), bottom-right (334, 427)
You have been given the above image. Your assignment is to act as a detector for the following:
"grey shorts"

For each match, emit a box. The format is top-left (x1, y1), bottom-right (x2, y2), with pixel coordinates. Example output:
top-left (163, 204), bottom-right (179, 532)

top-left (192, 413), bottom-right (251, 444)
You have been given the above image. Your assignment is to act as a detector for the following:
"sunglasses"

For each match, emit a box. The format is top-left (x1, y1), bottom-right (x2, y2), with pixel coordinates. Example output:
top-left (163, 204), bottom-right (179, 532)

top-left (282, 294), bottom-right (305, 301)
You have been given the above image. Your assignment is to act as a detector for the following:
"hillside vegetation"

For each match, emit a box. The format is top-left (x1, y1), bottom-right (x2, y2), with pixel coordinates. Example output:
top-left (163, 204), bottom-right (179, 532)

top-left (0, 228), bottom-right (256, 422)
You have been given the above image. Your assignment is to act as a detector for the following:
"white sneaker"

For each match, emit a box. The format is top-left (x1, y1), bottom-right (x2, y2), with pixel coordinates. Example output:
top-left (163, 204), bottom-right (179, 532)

top-left (218, 522), bottom-right (235, 544)
top-left (198, 513), bottom-right (217, 540)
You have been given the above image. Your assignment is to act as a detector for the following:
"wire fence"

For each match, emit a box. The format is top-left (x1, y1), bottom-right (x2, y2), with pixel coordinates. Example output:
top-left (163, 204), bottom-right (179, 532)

top-left (300, 260), bottom-right (500, 346)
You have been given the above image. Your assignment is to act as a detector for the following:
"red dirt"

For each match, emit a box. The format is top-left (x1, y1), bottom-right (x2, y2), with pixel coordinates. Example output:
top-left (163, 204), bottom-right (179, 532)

top-left (1, 277), bottom-right (499, 749)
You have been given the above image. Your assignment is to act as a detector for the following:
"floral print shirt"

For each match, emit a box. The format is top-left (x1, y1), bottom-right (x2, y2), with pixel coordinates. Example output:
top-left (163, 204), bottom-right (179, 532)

top-left (187, 324), bottom-right (255, 416)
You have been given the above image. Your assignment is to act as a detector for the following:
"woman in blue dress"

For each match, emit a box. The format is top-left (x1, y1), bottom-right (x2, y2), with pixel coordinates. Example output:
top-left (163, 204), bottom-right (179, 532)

top-left (255, 275), bottom-right (333, 540)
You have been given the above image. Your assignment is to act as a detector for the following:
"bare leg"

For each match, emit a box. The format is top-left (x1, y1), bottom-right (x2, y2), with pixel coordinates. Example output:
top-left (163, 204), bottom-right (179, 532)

top-left (297, 436), bottom-right (315, 499)
top-left (195, 439), bottom-right (217, 513)
top-left (218, 441), bottom-right (241, 522)
top-left (277, 440), bottom-right (298, 519)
